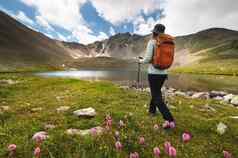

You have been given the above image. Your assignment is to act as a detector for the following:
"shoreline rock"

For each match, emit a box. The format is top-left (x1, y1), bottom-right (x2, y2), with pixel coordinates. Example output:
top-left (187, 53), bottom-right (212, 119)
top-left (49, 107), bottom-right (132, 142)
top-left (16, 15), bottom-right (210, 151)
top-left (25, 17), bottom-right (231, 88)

top-left (120, 85), bottom-right (238, 107)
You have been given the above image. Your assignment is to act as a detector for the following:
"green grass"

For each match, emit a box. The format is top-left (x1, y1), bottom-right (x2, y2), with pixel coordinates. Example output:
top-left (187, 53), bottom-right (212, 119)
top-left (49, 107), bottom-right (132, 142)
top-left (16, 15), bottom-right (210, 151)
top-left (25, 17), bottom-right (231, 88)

top-left (0, 73), bottom-right (238, 158)
top-left (171, 59), bottom-right (238, 76)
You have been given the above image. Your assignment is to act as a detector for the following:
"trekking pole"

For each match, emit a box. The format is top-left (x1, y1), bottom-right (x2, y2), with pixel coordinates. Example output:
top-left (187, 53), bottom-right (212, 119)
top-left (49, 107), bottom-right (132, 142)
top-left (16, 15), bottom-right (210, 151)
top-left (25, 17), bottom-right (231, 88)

top-left (137, 57), bottom-right (143, 89)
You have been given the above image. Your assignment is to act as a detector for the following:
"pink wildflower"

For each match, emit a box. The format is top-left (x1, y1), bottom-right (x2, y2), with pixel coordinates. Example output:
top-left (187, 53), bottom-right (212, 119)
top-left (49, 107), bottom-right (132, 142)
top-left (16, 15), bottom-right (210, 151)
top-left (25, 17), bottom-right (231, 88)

top-left (153, 147), bottom-right (160, 157)
top-left (223, 150), bottom-right (232, 158)
top-left (32, 131), bottom-right (47, 143)
top-left (130, 152), bottom-right (139, 158)
top-left (168, 146), bottom-right (177, 157)
top-left (7, 144), bottom-right (17, 152)
top-left (164, 141), bottom-right (172, 154)
top-left (182, 132), bottom-right (191, 143)
top-left (34, 147), bottom-right (41, 157)
top-left (90, 128), bottom-right (97, 135)
top-left (138, 136), bottom-right (145, 145)
top-left (115, 141), bottom-right (123, 150)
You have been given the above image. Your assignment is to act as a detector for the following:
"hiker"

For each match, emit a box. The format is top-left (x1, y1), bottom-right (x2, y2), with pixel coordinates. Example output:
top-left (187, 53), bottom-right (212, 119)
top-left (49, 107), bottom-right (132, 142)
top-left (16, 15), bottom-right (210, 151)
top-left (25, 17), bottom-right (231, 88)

top-left (139, 24), bottom-right (175, 128)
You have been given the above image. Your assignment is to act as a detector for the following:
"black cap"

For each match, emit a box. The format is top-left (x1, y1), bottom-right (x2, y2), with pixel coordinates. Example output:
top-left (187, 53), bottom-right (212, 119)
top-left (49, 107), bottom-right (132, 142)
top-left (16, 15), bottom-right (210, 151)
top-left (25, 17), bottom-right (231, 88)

top-left (152, 24), bottom-right (165, 33)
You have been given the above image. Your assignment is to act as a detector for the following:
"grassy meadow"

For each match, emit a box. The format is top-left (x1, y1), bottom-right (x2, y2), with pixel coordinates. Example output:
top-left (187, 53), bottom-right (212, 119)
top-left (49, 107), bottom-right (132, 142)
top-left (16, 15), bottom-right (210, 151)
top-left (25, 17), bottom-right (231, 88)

top-left (0, 73), bottom-right (238, 158)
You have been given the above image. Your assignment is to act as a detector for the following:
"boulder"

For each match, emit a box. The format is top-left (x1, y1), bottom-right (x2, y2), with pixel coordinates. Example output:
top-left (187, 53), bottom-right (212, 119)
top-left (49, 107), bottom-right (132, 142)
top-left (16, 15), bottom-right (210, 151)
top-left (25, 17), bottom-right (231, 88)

top-left (66, 126), bottom-right (104, 136)
top-left (0, 79), bottom-right (18, 85)
top-left (186, 91), bottom-right (195, 96)
top-left (209, 91), bottom-right (227, 98)
top-left (191, 92), bottom-right (209, 99)
top-left (31, 107), bottom-right (43, 112)
top-left (174, 91), bottom-right (187, 96)
top-left (73, 107), bottom-right (96, 117)
top-left (231, 95), bottom-right (238, 106)
top-left (229, 116), bottom-right (238, 119)
top-left (223, 94), bottom-right (234, 102)
top-left (44, 124), bottom-right (56, 130)
top-left (57, 106), bottom-right (70, 113)
top-left (0, 106), bottom-right (10, 111)
top-left (213, 96), bottom-right (224, 101)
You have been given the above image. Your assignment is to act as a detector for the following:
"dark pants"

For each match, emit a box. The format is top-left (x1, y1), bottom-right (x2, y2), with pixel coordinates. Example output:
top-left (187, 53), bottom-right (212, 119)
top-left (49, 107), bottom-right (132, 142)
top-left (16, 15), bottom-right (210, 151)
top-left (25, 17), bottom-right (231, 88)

top-left (148, 74), bottom-right (174, 121)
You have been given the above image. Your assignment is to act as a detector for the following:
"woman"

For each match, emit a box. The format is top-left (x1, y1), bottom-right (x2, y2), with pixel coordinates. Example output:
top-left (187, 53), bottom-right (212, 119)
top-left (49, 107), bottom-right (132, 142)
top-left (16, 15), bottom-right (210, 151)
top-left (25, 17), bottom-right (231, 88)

top-left (139, 24), bottom-right (175, 129)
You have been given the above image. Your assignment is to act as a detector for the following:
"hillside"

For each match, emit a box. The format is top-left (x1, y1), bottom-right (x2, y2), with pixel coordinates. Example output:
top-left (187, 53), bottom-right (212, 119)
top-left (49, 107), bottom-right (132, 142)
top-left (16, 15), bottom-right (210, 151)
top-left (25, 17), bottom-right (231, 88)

top-left (173, 28), bottom-right (238, 75)
top-left (0, 10), bottom-right (238, 74)
top-left (0, 11), bottom-right (73, 71)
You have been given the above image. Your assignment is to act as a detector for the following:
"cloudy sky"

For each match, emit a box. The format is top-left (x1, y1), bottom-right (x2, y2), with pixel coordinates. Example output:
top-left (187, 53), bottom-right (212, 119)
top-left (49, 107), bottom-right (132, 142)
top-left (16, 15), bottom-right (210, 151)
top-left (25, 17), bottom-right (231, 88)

top-left (0, 0), bottom-right (238, 44)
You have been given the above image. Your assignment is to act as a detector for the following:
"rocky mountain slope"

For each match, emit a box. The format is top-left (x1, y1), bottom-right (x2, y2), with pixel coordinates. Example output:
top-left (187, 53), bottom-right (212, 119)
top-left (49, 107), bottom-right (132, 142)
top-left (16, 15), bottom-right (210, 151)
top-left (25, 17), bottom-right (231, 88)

top-left (0, 10), bottom-right (237, 72)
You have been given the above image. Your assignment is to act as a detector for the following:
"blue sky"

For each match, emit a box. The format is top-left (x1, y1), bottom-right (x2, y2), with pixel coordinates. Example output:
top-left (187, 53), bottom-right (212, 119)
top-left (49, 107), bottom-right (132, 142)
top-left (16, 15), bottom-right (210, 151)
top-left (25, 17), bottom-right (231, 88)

top-left (0, 0), bottom-right (237, 44)
top-left (0, 0), bottom-right (162, 44)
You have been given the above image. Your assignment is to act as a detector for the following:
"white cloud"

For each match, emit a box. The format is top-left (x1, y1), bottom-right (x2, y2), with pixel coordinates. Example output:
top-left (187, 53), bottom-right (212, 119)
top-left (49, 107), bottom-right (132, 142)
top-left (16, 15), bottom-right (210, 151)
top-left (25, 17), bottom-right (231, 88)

top-left (161, 0), bottom-right (238, 36)
top-left (56, 32), bottom-right (67, 41)
top-left (90, 0), bottom-right (163, 24)
top-left (109, 27), bottom-right (116, 36)
top-left (72, 26), bottom-right (108, 44)
top-left (14, 11), bottom-right (34, 25)
top-left (133, 16), bottom-right (160, 35)
top-left (36, 15), bottom-right (54, 31)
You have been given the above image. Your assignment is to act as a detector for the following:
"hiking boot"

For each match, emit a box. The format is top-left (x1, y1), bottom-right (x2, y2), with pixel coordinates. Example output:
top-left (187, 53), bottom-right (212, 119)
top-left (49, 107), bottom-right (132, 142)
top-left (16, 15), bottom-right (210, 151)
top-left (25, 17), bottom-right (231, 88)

top-left (163, 121), bottom-right (176, 129)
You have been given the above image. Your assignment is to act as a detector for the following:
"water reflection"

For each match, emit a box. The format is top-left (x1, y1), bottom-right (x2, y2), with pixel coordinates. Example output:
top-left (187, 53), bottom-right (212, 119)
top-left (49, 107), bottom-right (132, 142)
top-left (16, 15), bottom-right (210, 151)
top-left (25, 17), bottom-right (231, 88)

top-left (36, 70), bottom-right (238, 94)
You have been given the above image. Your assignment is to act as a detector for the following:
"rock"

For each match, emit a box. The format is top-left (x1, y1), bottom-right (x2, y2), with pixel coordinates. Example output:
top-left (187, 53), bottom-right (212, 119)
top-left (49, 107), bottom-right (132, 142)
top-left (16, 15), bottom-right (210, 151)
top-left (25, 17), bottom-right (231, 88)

top-left (167, 87), bottom-right (176, 93)
top-left (229, 116), bottom-right (238, 119)
top-left (57, 106), bottom-right (70, 113)
top-left (231, 95), bottom-right (238, 106)
top-left (213, 96), bottom-right (224, 101)
top-left (0, 106), bottom-right (10, 111)
top-left (73, 107), bottom-right (96, 117)
top-left (144, 88), bottom-right (150, 93)
top-left (119, 86), bottom-right (130, 90)
top-left (174, 91), bottom-right (187, 96)
top-left (66, 126), bottom-right (104, 136)
top-left (44, 124), bottom-right (56, 130)
top-left (223, 94), bottom-right (234, 102)
top-left (0, 79), bottom-right (18, 85)
top-left (186, 91), bottom-right (195, 96)
top-left (31, 107), bottom-right (43, 112)
top-left (217, 122), bottom-right (227, 135)
top-left (191, 92), bottom-right (209, 99)
top-left (209, 91), bottom-right (227, 98)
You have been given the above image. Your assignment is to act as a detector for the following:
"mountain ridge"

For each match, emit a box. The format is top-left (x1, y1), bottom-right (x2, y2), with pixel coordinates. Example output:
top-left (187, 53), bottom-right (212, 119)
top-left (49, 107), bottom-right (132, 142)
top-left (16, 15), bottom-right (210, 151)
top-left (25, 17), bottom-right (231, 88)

top-left (0, 10), bottom-right (238, 73)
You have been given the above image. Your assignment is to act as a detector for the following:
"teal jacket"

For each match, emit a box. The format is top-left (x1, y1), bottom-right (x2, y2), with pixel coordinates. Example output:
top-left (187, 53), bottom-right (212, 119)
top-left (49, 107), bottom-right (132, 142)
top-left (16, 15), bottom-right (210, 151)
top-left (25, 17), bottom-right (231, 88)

top-left (141, 39), bottom-right (167, 75)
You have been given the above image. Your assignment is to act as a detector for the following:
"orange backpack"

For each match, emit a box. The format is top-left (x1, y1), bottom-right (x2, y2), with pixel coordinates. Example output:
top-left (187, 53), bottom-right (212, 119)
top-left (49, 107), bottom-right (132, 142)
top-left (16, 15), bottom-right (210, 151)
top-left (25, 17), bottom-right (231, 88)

top-left (152, 34), bottom-right (175, 70)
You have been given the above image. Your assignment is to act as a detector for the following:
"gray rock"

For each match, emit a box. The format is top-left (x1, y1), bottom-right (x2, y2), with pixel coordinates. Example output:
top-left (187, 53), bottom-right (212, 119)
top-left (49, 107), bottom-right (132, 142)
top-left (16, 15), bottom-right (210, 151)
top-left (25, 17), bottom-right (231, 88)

top-left (57, 106), bottom-right (70, 113)
top-left (0, 106), bottom-right (10, 111)
top-left (174, 91), bottom-right (187, 96)
top-left (119, 86), bottom-right (130, 90)
top-left (73, 107), bottom-right (96, 117)
top-left (192, 92), bottom-right (209, 99)
top-left (210, 91), bottom-right (227, 98)
top-left (229, 116), bottom-right (238, 119)
top-left (213, 96), bottom-right (224, 101)
top-left (223, 94), bottom-right (234, 102)
top-left (66, 126), bottom-right (104, 136)
top-left (0, 79), bottom-right (18, 85)
top-left (186, 91), bottom-right (195, 96)
top-left (231, 95), bottom-right (238, 106)
top-left (44, 124), bottom-right (56, 130)
top-left (31, 107), bottom-right (43, 112)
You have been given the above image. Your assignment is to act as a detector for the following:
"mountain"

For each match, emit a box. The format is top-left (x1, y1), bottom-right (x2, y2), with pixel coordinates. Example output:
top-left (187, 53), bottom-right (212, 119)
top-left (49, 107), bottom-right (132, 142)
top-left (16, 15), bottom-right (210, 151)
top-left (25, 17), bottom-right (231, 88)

top-left (0, 11), bottom-right (75, 71)
top-left (0, 10), bottom-right (238, 74)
